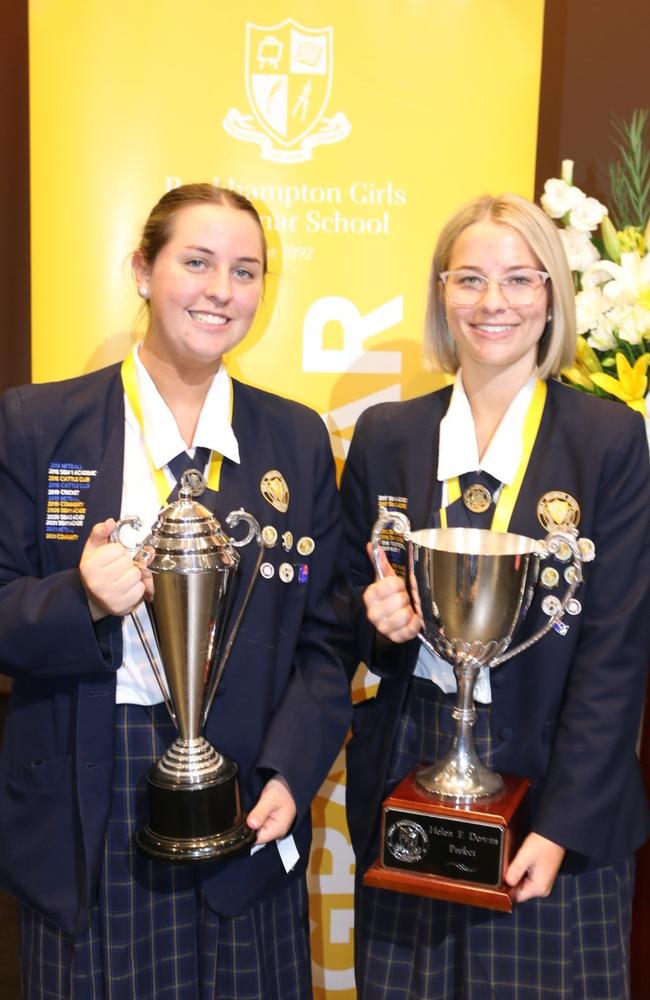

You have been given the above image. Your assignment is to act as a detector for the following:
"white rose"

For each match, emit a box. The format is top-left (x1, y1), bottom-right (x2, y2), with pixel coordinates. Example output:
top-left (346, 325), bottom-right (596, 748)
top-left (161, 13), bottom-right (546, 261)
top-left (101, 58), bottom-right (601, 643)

top-left (568, 197), bottom-right (608, 232)
top-left (541, 178), bottom-right (585, 218)
top-left (559, 228), bottom-right (600, 272)
top-left (575, 288), bottom-right (608, 334)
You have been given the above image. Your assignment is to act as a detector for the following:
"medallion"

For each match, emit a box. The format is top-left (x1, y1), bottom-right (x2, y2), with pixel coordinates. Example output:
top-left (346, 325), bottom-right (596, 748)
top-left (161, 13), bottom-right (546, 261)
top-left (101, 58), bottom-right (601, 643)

top-left (462, 483), bottom-right (492, 514)
top-left (537, 491), bottom-right (580, 532)
top-left (261, 525), bottom-right (278, 548)
top-left (297, 536), bottom-right (315, 556)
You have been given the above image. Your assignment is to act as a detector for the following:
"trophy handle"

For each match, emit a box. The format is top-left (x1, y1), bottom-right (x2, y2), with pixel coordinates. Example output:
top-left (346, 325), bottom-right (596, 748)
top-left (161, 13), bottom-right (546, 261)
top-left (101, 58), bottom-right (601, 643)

top-left (201, 509), bottom-right (264, 726)
top-left (371, 508), bottom-right (411, 577)
top-left (370, 509), bottom-right (438, 657)
top-left (109, 515), bottom-right (177, 726)
top-left (491, 528), bottom-right (594, 666)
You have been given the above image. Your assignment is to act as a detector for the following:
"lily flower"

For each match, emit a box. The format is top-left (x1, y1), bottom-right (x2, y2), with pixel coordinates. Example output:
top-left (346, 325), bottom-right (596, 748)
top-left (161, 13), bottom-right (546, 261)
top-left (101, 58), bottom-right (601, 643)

top-left (590, 352), bottom-right (650, 413)
top-left (561, 337), bottom-right (604, 390)
top-left (582, 251), bottom-right (650, 307)
top-left (576, 336), bottom-right (603, 373)
top-left (600, 216), bottom-right (621, 264)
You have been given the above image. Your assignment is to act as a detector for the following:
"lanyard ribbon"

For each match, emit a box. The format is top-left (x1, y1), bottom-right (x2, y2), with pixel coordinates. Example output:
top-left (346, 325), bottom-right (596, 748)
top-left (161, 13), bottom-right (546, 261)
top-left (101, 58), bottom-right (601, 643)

top-left (120, 351), bottom-right (229, 506)
top-left (439, 379), bottom-right (547, 532)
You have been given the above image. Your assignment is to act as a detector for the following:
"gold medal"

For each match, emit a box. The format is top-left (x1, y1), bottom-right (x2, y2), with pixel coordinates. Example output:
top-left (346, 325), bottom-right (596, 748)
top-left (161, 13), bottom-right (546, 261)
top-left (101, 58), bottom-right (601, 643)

top-left (462, 483), bottom-right (492, 514)
top-left (261, 525), bottom-right (278, 547)
top-left (261, 470), bottom-right (289, 513)
top-left (540, 567), bottom-right (559, 589)
top-left (537, 491), bottom-right (580, 532)
top-left (296, 536), bottom-right (315, 556)
top-left (282, 530), bottom-right (293, 552)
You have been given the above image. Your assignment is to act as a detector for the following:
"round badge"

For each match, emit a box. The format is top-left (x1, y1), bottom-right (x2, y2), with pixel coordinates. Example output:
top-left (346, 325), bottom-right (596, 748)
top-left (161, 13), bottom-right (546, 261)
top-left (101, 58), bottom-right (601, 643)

top-left (179, 468), bottom-right (206, 497)
top-left (566, 598), bottom-right (582, 616)
top-left (279, 562), bottom-right (294, 583)
top-left (542, 595), bottom-right (562, 617)
top-left (260, 562), bottom-right (275, 579)
top-left (262, 525), bottom-right (278, 548)
top-left (553, 540), bottom-right (572, 563)
top-left (386, 819), bottom-right (429, 864)
top-left (296, 536), bottom-right (315, 556)
top-left (537, 491), bottom-right (581, 532)
top-left (282, 530), bottom-right (293, 552)
top-left (578, 538), bottom-right (596, 562)
top-left (540, 567), bottom-right (559, 589)
top-left (462, 483), bottom-right (492, 514)
top-left (563, 565), bottom-right (581, 585)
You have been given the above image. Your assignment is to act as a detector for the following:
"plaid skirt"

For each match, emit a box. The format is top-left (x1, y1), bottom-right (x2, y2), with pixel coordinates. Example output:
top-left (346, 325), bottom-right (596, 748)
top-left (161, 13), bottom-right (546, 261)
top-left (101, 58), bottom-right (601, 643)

top-left (20, 704), bottom-right (312, 1000)
top-left (355, 677), bottom-right (633, 1000)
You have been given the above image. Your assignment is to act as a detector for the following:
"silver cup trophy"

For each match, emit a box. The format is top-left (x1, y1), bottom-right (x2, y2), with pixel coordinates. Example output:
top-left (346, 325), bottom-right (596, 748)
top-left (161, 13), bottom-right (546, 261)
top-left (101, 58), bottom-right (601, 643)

top-left (112, 471), bottom-right (263, 863)
top-left (364, 509), bottom-right (595, 910)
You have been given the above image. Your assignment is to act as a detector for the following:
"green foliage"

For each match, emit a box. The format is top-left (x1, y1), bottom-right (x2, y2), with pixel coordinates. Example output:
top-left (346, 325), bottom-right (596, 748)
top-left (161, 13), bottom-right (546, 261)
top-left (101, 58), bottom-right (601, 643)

top-left (607, 109), bottom-right (650, 230)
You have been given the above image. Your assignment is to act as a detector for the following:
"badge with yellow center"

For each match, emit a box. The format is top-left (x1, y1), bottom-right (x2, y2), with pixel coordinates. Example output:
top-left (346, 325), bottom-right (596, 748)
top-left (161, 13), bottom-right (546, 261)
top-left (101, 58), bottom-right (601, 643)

top-left (537, 491), bottom-right (580, 533)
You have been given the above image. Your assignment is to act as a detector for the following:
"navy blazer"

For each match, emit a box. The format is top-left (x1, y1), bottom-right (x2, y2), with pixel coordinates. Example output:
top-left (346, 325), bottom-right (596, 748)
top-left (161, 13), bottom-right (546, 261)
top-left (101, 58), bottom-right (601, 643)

top-left (341, 379), bottom-right (650, 873)
top-left (0, 363), bottom-right (351, 936)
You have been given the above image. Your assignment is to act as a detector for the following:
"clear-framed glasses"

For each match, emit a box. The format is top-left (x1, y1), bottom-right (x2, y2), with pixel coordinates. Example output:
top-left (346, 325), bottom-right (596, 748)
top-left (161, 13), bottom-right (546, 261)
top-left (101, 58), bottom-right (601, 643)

top-left (439, 268), bottom-right (550, 307)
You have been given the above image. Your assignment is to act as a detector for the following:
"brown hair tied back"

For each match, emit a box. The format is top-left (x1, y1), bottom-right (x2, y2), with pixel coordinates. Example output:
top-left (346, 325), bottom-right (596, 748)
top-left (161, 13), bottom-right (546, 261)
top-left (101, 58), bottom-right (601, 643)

top-left (137, 183), bottom-right (268, 273)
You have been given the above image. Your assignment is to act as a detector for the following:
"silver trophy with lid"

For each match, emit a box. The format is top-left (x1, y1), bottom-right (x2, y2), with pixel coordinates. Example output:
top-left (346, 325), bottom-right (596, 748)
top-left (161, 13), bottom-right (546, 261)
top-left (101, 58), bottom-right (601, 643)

top-left (112, 470), bottom-right (263, 862)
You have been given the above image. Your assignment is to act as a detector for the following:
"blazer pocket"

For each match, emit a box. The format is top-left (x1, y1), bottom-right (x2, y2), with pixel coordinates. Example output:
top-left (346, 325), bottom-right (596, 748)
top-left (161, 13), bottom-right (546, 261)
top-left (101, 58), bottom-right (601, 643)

top-left (8, 754), bottom-right (72, 793)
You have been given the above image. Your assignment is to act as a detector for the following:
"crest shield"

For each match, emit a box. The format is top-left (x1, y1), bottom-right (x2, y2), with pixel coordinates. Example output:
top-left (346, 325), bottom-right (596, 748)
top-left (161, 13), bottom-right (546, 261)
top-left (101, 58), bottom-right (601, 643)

top-left (245, 19), bottom-right (332, 149)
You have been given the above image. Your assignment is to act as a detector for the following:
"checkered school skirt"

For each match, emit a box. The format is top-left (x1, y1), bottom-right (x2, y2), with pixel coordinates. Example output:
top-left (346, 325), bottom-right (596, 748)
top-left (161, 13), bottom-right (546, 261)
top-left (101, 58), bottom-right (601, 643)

top-left (20, 704), bottom-right (312, 1000)
top-left (355, 677), bottom-right (633, 1000)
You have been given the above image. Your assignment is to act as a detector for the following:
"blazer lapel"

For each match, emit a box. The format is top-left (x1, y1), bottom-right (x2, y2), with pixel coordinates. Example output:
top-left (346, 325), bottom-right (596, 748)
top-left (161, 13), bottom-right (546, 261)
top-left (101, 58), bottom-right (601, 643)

top-left (405, 389), bottom-right (449, 531)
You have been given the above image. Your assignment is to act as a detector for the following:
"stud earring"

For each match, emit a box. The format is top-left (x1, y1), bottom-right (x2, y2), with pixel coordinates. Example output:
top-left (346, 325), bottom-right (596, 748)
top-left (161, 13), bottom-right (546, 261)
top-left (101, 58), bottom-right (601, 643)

top-left (547, 312), bottom-right (553, 323)
top-left (139, 286), bottom-right (149, 299)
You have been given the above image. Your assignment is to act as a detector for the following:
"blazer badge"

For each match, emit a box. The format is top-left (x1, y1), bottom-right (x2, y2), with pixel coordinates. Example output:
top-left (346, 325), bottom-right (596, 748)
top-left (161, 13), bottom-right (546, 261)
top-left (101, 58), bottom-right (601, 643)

top-left (261, 470), bottom-right (289, 513)
top-left (536, 491), bottom-right (581, 532)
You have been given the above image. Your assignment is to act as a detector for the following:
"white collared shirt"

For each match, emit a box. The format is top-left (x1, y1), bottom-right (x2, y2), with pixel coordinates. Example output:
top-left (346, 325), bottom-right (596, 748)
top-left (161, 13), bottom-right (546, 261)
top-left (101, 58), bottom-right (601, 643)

top-left (115, 344), bottom-right (240, 706)
top-left (414, 371), bottom-right (537, 702)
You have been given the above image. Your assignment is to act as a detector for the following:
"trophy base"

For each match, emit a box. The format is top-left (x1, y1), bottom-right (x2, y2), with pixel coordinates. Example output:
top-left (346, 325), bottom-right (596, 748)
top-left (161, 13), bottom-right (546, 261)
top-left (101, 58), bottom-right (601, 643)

top-left (137, 819), bottom-right (255, 863)
top-left (364, 770), bottom-right (529, 912)
top-left (136, 757), bottom-right (256, 863)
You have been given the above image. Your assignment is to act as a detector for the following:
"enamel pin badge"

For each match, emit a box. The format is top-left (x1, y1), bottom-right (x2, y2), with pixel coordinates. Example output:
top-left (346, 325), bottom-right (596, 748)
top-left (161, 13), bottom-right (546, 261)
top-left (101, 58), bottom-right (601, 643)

top-left (537, 491), bottom-right (581, 533)
top-left (261, 470), bottom-right (289, 513)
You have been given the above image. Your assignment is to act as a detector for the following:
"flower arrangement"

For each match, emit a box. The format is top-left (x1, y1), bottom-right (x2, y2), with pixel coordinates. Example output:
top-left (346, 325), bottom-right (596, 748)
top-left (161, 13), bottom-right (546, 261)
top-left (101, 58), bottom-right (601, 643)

top-left (540, 110), bottom-right (650, 416)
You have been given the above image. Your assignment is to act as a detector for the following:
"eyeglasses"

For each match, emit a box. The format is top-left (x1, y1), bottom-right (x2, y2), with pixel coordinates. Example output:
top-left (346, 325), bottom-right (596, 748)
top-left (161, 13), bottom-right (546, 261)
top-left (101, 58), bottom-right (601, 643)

top-left (439, 268), bottom-right (550, 307)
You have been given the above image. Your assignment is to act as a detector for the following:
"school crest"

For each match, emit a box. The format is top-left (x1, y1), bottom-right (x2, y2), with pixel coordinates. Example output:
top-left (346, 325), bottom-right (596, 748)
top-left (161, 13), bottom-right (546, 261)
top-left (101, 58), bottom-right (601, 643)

top-left (223, 19), bottom-right (351, 163)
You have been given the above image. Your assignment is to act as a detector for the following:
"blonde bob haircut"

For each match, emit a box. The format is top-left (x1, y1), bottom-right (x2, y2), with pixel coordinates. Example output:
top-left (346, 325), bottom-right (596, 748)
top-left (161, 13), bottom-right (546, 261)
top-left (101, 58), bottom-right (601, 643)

top-left (425, 193), bottom-right (576, 380)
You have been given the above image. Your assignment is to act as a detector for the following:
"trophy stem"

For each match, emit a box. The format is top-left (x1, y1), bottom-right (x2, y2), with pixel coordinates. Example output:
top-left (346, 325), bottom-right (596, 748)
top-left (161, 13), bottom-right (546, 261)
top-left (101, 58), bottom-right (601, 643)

top-left (415, 659), bottom-right (504, 802)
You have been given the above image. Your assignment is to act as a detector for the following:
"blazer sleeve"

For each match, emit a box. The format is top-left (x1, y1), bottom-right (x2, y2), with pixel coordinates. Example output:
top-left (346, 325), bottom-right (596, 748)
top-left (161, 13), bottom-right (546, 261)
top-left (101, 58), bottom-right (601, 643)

top-left (0, 388), bottom-right (120, 679)
top-left (254, 418), bottom-right (352, 822)
top-left (533, 411), bottom-right (650, 859)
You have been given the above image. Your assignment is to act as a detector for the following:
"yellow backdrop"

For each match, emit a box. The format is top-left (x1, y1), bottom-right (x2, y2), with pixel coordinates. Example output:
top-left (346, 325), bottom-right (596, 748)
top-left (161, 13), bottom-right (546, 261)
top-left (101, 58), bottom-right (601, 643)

top-left (30, 1), bottom-right (544, 994)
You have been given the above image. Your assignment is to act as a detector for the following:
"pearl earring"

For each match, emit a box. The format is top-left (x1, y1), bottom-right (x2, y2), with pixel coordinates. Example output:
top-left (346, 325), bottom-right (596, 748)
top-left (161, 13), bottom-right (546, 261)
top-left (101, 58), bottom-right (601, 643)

top-left (139, 286), bottom-right (149, 299)
top-left (547, 312), bottom-right (553, 323)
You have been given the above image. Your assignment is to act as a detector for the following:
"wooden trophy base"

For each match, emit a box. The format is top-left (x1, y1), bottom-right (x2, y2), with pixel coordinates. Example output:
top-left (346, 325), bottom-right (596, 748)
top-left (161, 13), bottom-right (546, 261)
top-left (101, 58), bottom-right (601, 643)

top-left (364, 770), bottom-right (530, 912)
